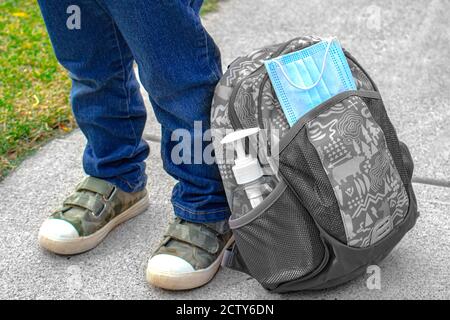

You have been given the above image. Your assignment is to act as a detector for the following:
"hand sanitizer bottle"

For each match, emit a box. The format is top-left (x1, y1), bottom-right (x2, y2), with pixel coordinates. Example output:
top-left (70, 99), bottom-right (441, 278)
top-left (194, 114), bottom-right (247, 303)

top-left (221, 128), bottom-right (278, 218)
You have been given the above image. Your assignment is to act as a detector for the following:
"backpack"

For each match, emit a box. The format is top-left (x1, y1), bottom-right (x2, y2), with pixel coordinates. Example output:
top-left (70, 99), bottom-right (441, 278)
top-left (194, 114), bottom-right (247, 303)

top-left (210, 35), bottom-right (419, 293)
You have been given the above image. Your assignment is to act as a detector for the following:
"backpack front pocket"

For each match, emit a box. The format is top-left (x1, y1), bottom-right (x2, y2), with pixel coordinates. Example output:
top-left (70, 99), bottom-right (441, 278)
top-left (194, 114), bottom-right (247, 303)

top-left (228, 180), bottom-right (327, 291)
top-left (278, 91), bottom-right (410, 248)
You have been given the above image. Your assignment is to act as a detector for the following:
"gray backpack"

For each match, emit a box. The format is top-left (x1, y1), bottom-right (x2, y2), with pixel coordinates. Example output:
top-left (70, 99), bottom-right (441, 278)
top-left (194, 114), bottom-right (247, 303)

top-left (210, 36), bottom-right (418, 292)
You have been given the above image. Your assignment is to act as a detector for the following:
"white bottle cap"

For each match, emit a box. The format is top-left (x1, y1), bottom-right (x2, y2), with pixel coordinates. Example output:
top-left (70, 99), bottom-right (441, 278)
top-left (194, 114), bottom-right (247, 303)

top-left (233, 155), bottom-right (263, 185)
top-left (221, 128), bottom-right (263, 185)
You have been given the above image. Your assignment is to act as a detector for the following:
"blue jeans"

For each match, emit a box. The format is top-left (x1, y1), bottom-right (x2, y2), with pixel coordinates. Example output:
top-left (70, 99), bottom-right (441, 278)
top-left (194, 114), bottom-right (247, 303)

top-left (37, 0), bottom-right (230, 222)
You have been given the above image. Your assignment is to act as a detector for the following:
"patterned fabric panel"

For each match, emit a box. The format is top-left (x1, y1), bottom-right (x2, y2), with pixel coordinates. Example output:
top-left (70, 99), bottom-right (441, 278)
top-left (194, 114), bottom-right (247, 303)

top-left (307, 96), bottom-right (409, 247)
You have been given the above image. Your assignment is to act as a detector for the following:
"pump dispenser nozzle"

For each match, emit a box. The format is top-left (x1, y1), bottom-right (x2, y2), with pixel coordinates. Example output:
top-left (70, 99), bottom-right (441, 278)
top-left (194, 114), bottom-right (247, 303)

top-left (221, 127), bottom-right (263, 185)
top-left (221, 128), bottom-right (278, 215)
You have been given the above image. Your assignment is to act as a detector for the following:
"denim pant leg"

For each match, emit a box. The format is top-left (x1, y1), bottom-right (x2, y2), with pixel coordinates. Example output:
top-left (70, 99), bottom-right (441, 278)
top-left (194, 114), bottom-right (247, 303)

top-left (37, 0), bottom-right (149, 193)
top-left (100, 0), bottom-right (230, 222)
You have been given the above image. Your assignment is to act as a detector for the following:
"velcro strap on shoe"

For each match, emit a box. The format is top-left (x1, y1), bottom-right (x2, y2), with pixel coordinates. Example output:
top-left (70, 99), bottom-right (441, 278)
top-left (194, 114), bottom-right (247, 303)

top-left (76, 177), bottom-right (115, 198)
top-left (63, 193), bottom-right (105, 215)
top-left (165, 223), bottom-right (220, 255)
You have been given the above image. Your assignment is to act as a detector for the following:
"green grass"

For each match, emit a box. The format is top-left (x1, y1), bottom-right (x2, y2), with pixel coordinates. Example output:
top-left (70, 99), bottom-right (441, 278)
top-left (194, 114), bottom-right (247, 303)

top-left (201, 0), bottom-right (219, 15)
top-left (0, 0), bottom-right (218, 180)
top-left (0, 0), bottom-right (74, 180)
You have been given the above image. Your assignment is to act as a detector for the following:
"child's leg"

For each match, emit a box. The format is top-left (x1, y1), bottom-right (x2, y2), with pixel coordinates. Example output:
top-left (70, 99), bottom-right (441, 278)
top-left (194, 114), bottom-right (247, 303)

top-left (101, 0), bottom-right (229, 222)
top-left (37, 0), bottom-right (149, 192)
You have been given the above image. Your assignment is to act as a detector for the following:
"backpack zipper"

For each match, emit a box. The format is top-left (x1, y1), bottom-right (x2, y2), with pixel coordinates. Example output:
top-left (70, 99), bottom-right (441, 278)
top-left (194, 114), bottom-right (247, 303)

top-left (256, 74), bottom-right (271, 129)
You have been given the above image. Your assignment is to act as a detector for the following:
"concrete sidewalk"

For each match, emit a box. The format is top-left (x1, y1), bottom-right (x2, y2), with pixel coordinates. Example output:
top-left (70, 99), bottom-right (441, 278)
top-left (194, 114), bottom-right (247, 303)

top-left (1, 0), bottom-right (449, 299)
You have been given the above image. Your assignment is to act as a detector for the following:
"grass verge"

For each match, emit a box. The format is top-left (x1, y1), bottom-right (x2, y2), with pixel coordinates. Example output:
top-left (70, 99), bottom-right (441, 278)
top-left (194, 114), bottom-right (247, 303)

top-left (0, 0), bottom-right (218, 180)
top-left (201, 0), bottom-right (219, 15)
top-left (0, 0), bottom-right (74, 180)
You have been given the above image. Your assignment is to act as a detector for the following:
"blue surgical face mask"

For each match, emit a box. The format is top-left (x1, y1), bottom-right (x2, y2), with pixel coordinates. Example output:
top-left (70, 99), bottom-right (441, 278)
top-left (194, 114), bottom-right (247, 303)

top-left (264, 38), bottom-right (357, 126)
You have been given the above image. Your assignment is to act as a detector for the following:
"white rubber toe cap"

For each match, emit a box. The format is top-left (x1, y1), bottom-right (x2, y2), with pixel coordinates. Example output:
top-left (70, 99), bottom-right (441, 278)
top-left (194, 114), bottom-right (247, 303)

top-left (147, 254), bottom-right (195, 274)
top-left (39, 219), bottom-right (79, 241)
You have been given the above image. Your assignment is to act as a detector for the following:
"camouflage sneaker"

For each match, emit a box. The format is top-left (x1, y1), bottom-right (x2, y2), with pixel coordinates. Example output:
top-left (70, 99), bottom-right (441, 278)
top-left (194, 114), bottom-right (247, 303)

top-left (38, 176), bottom-right (149, 255)
top-left (146, 217), bottom-right (234, 290)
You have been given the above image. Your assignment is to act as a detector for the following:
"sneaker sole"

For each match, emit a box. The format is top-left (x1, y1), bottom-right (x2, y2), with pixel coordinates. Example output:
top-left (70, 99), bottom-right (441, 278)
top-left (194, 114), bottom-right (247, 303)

top-left (146, 236), bottom-right (235, 291)
top-left (38, 195), bottom-right (150, 255)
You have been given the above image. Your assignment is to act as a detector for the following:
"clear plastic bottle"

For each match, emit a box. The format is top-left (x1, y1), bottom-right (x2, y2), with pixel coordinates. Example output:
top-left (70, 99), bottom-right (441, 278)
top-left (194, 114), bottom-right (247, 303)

top-left (221, 128), bottom-right (278, 219)
top-left (231, 175), bottom-right (278, 218)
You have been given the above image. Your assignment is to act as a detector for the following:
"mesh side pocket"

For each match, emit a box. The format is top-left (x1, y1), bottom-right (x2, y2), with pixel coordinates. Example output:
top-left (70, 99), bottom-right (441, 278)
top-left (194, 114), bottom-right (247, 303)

top-left (278, 127), bottom-right (347, 243)
top-left (230, 182), bottom-right (325, 290)
top-left (399, 141), bottom-right (414, 181)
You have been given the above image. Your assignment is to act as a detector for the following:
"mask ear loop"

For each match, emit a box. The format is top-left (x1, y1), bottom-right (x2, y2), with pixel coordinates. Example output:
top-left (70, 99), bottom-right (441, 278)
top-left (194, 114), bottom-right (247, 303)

top-left (271, 37), bottom-right (336, 90)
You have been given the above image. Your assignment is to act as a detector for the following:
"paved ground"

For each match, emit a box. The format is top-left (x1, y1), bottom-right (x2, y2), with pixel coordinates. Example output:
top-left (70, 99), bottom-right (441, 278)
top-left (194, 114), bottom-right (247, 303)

top-left (1, 0), bottom-right (449, 299)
